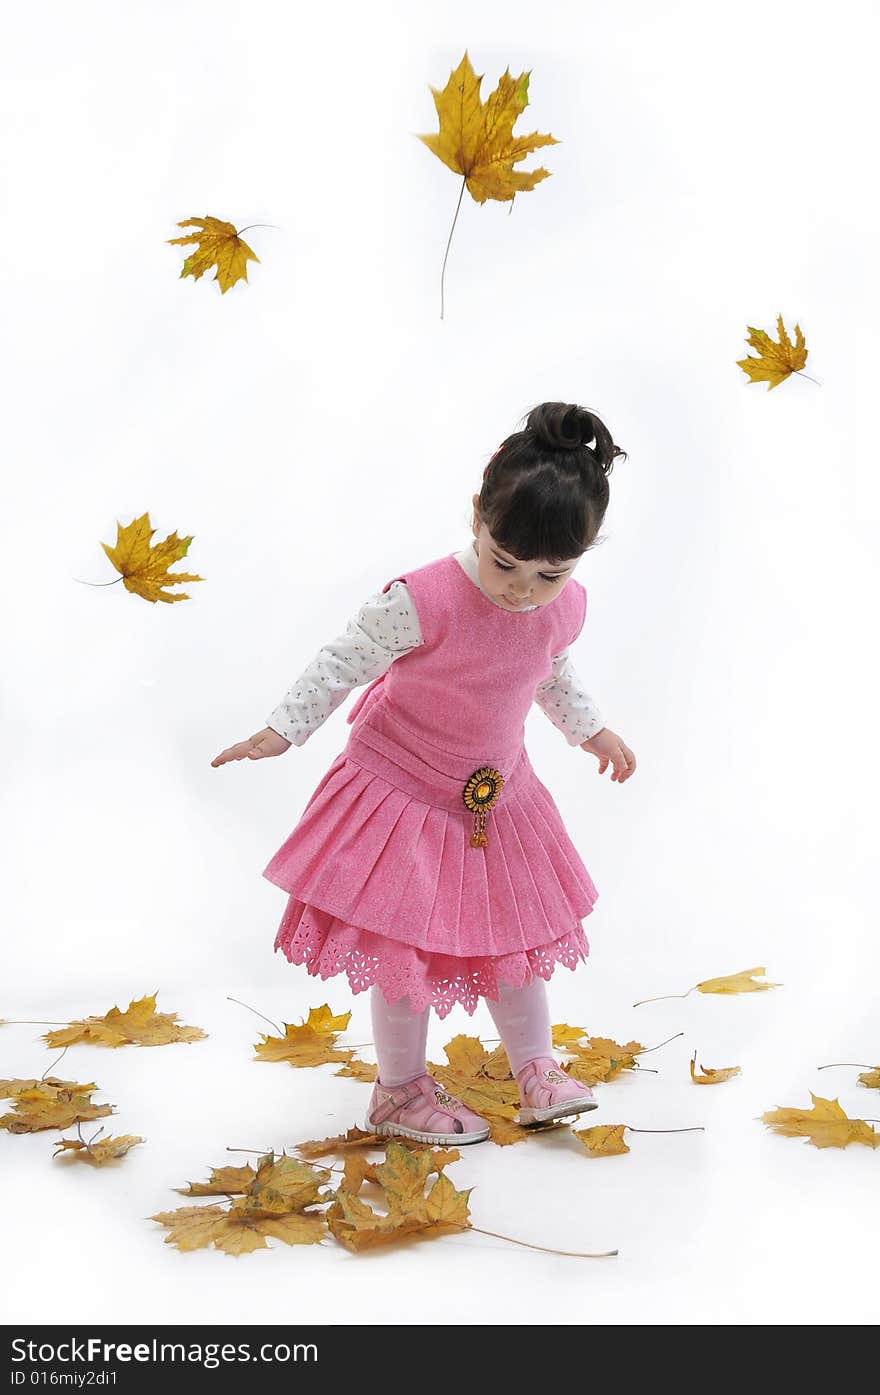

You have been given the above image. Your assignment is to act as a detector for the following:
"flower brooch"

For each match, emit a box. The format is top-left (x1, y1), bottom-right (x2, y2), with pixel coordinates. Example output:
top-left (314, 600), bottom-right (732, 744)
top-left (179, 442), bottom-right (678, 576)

top-left (461, 766), bottom-right (504, 849)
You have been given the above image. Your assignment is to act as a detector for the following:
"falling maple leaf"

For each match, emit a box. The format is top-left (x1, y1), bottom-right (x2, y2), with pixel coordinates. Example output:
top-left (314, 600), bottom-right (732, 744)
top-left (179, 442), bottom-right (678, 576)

top-left (53, 1134), bottom-right (144, 1165)
top-left (634, 966), bottom-right (781, 1006)
top-left (417, 50), bottom-right (558, 317)
top-left (689, 1052), bottom-right (741, 1085)
top-left (254, 1004), bottom-right (355, 1069)
top-left (151, 1150), bottom-right (331, 1255)
top-left (737, 314), bottom-right (812, 389)
top-left (43, 993), bottom-right (206, 1050)
top-left (100, 513), bottom-right (204, 604)
top-left (760, 1094), bottom-right (880, 1150)
top-left (167, 215), bottom-right (260, 293)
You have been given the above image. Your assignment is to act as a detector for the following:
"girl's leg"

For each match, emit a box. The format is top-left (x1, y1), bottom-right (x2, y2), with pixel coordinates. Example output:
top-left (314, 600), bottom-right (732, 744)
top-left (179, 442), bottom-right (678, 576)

top-left (484, 974), bottom-right (553, 1076)
top-left (370, 984), bottom-right (430, 1087)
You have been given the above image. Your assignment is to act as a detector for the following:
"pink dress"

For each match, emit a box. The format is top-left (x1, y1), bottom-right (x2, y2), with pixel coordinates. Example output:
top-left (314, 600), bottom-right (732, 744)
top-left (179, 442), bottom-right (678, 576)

top-left (262, 551), bottom-right (599, 1017)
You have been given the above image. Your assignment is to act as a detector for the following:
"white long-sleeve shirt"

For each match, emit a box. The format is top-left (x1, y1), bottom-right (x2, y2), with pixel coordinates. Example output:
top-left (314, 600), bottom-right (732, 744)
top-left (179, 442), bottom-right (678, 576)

top-left (265, 543), bottom-right (606, 748)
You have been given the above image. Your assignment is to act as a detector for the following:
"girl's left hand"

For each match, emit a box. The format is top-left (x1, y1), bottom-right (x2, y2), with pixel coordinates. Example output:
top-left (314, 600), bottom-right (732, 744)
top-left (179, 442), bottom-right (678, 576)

top-left (579, 727), bottom-right (636, 783)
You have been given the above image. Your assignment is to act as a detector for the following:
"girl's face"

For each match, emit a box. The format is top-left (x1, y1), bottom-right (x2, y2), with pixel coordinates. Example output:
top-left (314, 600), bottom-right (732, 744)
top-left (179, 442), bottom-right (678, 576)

top-left (470, 498), bottom-right (580, 611)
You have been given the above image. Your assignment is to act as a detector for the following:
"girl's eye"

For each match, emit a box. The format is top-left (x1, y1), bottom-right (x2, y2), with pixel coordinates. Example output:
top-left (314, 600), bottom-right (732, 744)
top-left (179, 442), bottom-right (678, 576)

top-left (491, 560), bottom-right (564, 584)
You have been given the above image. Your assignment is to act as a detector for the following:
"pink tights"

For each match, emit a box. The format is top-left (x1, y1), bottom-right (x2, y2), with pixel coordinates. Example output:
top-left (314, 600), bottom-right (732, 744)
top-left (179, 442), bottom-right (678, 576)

top-left (370, 976), bottom-right (553, 1086)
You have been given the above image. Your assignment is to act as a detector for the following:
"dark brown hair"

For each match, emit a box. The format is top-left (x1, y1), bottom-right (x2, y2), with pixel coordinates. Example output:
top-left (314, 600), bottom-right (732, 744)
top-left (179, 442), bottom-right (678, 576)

top-left (475, 401), bottom-right (626, 564)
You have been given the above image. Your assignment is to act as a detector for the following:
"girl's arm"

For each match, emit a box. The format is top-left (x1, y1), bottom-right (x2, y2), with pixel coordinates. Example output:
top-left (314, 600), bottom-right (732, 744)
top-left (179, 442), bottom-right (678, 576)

top-left (533, 648), bottom-right (606, 745)
top-left (264, 581), bottom-right (422, 746)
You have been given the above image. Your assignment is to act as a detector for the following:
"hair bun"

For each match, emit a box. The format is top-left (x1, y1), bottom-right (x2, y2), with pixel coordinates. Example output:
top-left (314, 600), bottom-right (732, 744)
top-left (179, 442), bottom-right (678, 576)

top-left (524, 401), bottom-right (622, 474)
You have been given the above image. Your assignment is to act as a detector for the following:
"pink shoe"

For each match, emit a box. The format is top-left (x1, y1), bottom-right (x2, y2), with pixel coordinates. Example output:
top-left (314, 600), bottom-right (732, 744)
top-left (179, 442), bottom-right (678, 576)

top-left (514, 1055), bottom-right (599, 1125)
top-left (365, 1072), bottom-right (490, 1145)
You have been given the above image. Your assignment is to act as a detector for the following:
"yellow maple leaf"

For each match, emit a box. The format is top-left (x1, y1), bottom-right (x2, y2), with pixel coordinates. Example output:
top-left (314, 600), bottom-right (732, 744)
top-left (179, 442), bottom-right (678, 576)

top-left (418, 50), bottom-right (557, 204)
top-left (151, 1149), bottom-right (331, 1255)
top-left (417, 51), bottom-right (558, 317)
top-left (1, 1085), bottom-right (114, 1133)
top-left (151, 1203), bottom-right (326, 1255)
top-left (858, 1069), bottom-right (880, 1090)
top-left (254, 1004), bottom-right (354, 1069)
top-left (53, 1134), bottom-right (144, 1165)
top-left (167, 215), bottom-right (260, 293)
top-left (295, 1126), bottom-right (386, 1158)
top-left (634, 965), bottom-right (781, 1006)
top-left (690, 1052), bottom-right (742, 1085)
top-left (43, 992), bottom-right (207, 1049)
top-left (552, 1023), bottom-right (590, 1047)
top-left (697, 967), bottom-right (780, 995)
top-left (760, 1094), bottom-right (880, 1149)
top-left (573, 1124), bottom-right (630, 1157)
top-left (176, 1165), bottom-right (257, 1197)
top-left (427, 1035), bottom-right (536, 1145)
top-left (334, 1058), bottom-right (377, 1082)
top-left (563, 1035), bottom-right (645, 1086)
top-left (0, 1075), bottom-right (97, 1099)
top-left (101, 513), bottom-right (204, 604)
top-left (326, 1137), bottom-right (472, 1251)
top-left (737, 314), bottom-right (810, 389)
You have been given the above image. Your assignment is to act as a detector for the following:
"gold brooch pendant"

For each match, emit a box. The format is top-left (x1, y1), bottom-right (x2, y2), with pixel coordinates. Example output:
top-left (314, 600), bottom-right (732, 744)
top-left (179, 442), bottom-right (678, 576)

top-left (461, 766), bottom-right (504, 849)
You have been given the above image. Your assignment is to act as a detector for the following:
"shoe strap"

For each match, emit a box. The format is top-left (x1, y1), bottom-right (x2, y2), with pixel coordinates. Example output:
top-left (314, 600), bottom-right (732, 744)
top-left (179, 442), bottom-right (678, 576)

top-left (370, 1079), bottom-right (418, 1125)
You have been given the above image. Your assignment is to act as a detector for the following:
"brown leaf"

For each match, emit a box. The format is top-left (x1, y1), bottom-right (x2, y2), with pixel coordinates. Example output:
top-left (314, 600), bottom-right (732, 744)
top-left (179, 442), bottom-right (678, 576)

top-left (326, 1138), bottom-right (472, 1251)
top-left (562, 1035), bottom-right (645, 1085)
top-left (53, 1134), bottom-right (144, 1165)
top-left (1, 1085), bottom-right (114, 1134)
top-left (690, 1052), bottom-right (742, 1085)
top-left (176, 1165), bottom-right (257, 1196)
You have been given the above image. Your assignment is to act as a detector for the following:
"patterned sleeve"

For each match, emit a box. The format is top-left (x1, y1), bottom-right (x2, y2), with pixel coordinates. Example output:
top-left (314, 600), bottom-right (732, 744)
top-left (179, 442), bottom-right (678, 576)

top-left (533, 647), bottom-right (606, 745)
top-left (533, 578), bottom-right (604, 745)
top-left (265, 580), bottom-right (422, 745)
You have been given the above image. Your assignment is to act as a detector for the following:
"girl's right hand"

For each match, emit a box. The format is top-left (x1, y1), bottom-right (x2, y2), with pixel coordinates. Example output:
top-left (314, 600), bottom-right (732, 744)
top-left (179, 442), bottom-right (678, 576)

top-left (210, 727), bottom-right (292, 767)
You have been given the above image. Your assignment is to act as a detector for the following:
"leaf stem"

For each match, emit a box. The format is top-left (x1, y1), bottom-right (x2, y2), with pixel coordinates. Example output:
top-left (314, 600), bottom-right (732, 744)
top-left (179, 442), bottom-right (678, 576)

top-left (235, 224), bottom-right (280, 236)
top-left (817, 1063), bottom-right (873, 1070)
top-left (2, 1018), bottom-right (74, 1026)
top-left (633, 988), bottom-right (695, 1008)
top-left (468, 1225), bottom-right (617, 1258)
top-left (226, 995), bottom-right (283, 1038)
top-left (638, 1031), bottom-right (685, 1056)
top-left (72, 577), bottom-right (124, 587)
top-left (626, 1126), bottom-right (705, 1135)
top-left (42, 1045), bottom-right (70, 1080)
top-left (794, 370), bottom-right (821, 386)
top-left (440, 175), bottom-right (467, 321)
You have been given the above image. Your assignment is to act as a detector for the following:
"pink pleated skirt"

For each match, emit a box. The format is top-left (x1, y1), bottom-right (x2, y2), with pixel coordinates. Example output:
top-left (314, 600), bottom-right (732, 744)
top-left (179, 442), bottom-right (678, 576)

top-left (262, 696), bottom-right (598, 1018)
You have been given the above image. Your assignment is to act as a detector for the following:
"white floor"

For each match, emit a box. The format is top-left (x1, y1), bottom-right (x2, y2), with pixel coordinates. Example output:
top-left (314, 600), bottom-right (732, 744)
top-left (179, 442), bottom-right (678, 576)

top-left (4, 888), bottom-right (878, 1326)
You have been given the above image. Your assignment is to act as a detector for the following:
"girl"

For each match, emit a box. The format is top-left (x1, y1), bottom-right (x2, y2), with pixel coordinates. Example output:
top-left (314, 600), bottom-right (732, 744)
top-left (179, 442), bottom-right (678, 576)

top-left (212, 401), bottom-right (636, 1146)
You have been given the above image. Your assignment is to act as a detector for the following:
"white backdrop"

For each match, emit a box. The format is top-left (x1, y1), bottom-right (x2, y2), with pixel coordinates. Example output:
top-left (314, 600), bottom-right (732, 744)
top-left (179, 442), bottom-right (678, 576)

top-left (2, 0), bottom-right (879, 1327)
